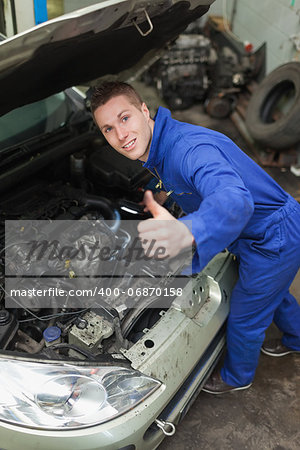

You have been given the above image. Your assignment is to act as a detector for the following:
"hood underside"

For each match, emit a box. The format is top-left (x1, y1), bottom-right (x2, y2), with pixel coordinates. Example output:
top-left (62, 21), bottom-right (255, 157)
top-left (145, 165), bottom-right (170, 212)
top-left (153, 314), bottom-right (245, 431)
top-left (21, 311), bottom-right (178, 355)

top-left (0, 0), bottom-right (214, 117)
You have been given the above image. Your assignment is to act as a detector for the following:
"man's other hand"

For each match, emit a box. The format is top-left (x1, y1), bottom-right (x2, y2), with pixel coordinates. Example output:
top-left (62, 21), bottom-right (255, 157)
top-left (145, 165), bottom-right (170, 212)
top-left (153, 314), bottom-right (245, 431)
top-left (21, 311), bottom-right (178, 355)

top-left (137, 190), bottom-right (195, 259)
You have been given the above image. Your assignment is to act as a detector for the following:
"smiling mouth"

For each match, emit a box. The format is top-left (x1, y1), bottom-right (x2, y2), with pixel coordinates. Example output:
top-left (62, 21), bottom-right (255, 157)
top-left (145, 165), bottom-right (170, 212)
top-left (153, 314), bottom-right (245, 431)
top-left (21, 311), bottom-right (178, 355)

top-left (122, 138), bottom-right (136, 150)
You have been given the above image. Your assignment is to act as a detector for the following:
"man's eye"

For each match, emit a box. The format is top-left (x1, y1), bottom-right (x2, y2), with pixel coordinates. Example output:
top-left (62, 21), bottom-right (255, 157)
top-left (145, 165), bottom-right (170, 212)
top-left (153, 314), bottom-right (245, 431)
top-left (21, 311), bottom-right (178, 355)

top-left (105, 127), bottom-right (112, 133)
top-left (122, 116), bottom-right (129, 122)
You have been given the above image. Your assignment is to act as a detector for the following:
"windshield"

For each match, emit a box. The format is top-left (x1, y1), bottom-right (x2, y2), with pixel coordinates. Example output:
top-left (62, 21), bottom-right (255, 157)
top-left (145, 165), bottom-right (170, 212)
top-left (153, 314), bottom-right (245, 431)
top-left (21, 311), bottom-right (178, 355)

top-left (0, 92), bottom-right (72, 150)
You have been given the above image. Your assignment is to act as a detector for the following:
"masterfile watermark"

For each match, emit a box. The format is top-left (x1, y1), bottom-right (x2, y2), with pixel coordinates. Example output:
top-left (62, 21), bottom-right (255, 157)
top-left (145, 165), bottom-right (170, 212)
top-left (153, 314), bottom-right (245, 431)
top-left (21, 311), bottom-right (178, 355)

top-left (5, 219), bottom-right (193, 277)
top-left (8, 286), bottom-right (184, 300)
top-left (24, 236), bottom-right (167, 266)
top-left (5, 276), bottom-right (189, 309)
top-left (4, 219), bottom-right (193, 309)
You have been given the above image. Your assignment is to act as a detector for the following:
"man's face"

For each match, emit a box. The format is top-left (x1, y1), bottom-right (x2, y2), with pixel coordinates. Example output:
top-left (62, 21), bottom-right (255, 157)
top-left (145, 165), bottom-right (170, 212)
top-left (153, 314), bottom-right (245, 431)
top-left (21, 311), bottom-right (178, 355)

top-left (93, 95), bottom-right (154, 162)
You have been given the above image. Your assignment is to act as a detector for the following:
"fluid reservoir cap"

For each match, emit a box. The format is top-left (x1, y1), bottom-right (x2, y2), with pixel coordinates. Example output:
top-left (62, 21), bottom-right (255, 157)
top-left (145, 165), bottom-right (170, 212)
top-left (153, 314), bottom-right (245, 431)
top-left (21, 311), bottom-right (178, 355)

top-left (43, 326), bottom-right (61, 343)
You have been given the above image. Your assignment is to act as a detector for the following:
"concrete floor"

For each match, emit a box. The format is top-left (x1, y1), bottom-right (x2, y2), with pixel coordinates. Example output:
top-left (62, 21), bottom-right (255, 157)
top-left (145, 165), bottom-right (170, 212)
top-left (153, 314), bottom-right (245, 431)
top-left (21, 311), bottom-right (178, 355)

top-left (158, 105), bottom-right (300, 450)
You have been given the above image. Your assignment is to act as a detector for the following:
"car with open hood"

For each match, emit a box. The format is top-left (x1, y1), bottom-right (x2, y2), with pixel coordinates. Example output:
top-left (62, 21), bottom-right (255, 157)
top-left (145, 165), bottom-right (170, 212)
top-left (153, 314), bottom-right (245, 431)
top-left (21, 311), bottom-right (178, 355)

top-left (0, 1), bottom-right (238, 449)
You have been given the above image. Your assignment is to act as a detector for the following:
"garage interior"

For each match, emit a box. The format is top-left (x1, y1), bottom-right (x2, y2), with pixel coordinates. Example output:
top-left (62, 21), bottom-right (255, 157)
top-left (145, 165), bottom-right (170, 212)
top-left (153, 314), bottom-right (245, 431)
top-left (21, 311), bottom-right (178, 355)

top-left (0, 1), bottom-right (299, 449)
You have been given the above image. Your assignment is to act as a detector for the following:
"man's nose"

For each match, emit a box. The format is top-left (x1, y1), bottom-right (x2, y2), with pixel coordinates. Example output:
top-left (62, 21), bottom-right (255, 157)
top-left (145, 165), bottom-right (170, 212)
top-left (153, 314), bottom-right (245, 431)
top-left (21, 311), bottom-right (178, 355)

top-left (116, 126), bottom-right (128, 141)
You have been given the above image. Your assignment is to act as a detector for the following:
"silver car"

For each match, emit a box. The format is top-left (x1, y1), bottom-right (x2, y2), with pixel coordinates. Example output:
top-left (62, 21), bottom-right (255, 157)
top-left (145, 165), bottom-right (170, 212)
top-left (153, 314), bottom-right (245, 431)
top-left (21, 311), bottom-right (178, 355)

top-left (0, 1), bottom-right (238, 449)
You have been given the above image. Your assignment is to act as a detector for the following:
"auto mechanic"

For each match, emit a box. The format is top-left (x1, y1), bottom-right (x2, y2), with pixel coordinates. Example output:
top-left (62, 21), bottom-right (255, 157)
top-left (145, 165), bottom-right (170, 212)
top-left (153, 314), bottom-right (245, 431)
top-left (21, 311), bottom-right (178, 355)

top-left (90, 81), bottom-right (300, 394)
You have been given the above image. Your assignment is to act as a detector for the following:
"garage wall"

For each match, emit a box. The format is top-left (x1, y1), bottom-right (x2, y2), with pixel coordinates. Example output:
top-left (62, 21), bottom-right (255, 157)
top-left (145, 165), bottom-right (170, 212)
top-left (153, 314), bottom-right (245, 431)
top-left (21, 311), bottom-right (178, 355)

top-left (63, 0), bottom-right (99, 13)
top-left (15, 0), bottom-right (35, 32)
top-left (208, 0), bottom-right (300, 73)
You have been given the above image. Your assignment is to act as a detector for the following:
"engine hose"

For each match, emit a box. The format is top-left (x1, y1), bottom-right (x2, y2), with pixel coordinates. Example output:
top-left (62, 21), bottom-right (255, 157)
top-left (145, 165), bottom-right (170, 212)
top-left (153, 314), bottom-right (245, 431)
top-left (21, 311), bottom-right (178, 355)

top-left (79, 194), bottom-right (121, 233)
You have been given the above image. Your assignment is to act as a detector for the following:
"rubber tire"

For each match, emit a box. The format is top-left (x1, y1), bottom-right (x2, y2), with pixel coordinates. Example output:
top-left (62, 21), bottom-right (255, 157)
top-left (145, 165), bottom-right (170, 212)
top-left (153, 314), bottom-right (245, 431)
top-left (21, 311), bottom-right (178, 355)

top-left (245, 62), bottom-right (300, 149)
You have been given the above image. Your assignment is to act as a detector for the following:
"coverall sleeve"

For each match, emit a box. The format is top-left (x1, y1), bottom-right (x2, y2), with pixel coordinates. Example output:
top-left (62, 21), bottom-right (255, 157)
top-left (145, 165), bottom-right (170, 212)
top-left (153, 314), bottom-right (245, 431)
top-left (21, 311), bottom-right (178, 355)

top-left (178, 144), bottom-right (254, 271)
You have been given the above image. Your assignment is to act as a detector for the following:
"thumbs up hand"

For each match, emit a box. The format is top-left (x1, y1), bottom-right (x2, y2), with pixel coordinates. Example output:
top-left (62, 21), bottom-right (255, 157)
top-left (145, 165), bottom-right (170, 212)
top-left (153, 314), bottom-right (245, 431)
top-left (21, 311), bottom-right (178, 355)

top-left (142, 190), bottom-right (169, 211)
top-left (137, 191), bottom-right (195, 259)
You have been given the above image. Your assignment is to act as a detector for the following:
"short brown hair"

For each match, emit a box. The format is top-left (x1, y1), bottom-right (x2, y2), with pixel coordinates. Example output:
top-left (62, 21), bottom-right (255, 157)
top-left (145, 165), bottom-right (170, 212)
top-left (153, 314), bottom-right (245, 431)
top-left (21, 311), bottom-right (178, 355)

top-left (90, 81), bottom-right (143, 115)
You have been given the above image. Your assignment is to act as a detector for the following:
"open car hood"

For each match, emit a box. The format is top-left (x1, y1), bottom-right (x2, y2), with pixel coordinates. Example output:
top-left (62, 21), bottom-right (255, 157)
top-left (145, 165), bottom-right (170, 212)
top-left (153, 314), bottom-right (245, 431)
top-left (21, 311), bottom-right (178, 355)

top-left (0, 0), bottom-right (214, 116)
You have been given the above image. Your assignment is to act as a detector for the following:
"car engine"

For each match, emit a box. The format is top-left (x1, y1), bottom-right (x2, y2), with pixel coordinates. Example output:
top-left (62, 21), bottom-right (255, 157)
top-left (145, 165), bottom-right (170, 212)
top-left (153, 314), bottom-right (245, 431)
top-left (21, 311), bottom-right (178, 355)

top-left (146, 33), bottom-right (217, 110)
top-left (0, 121), bottom-right (189, 362)
top-left (143, 18), bottom-right (265, 116)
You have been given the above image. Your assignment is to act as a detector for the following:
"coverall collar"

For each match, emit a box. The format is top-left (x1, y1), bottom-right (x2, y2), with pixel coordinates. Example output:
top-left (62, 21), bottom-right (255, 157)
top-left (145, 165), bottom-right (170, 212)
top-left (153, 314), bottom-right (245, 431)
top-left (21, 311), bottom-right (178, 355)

top-left (142, 106), bottom-right (171, 169)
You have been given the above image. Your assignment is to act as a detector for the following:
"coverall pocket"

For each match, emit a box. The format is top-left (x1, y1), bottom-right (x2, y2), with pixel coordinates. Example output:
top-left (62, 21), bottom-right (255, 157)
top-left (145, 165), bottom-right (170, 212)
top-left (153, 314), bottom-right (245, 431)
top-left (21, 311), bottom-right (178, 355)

top-left (250, 224), bottom-right (281, 260)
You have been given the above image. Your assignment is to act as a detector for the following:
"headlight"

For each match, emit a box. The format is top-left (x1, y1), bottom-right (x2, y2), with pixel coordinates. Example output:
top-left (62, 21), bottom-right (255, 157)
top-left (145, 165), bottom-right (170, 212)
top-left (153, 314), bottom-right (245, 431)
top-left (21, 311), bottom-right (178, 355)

top-left (0, 359), bottom-right (161, 429)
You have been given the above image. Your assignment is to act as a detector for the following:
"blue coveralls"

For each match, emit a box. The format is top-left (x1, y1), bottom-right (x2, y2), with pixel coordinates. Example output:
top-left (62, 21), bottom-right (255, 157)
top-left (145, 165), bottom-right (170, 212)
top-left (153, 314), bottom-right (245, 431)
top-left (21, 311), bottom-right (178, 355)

top-left (143, 107), bottom-right (300, 387)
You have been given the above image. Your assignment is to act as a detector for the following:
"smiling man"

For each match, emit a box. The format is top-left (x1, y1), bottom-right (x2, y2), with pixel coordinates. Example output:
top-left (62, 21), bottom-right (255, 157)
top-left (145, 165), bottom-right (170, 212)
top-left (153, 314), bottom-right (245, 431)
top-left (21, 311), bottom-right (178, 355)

top-left (91, 81), bottom-right (300, 395)
top-left (91, 82), bottom-right (195, 261)
top-left (93, 88), bottom-right (154, 162)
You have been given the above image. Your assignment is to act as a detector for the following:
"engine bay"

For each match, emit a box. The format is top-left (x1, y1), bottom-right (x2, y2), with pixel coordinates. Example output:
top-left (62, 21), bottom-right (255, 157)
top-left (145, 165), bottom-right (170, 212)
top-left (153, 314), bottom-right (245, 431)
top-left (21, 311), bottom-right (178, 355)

top-left (0, 126), bottom-right (190, 362)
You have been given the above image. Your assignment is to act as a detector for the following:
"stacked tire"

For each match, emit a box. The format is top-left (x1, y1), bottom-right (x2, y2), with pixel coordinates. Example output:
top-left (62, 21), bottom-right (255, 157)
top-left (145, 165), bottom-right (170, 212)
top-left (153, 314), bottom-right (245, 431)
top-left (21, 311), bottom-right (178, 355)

top-left (245, 62), bottom-right (300, 150)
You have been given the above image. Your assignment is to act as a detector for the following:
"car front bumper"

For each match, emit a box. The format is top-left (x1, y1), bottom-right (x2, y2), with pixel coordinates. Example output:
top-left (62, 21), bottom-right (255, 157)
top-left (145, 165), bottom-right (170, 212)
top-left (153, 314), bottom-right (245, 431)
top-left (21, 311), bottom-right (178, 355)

top-left (0, 252), bottom-right (237, 450)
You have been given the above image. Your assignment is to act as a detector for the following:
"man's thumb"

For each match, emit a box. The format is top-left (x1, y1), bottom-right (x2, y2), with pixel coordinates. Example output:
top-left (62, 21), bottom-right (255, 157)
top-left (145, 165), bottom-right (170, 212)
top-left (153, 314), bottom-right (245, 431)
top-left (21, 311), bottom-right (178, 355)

top-left (144, 190), bottom-right (163, 218)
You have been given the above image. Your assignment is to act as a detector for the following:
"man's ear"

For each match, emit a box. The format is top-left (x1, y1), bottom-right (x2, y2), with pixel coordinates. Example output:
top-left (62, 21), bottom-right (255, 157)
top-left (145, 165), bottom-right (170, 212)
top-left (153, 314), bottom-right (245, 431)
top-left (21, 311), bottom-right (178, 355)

top-left (141, 102), bottom-right (150, 120)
